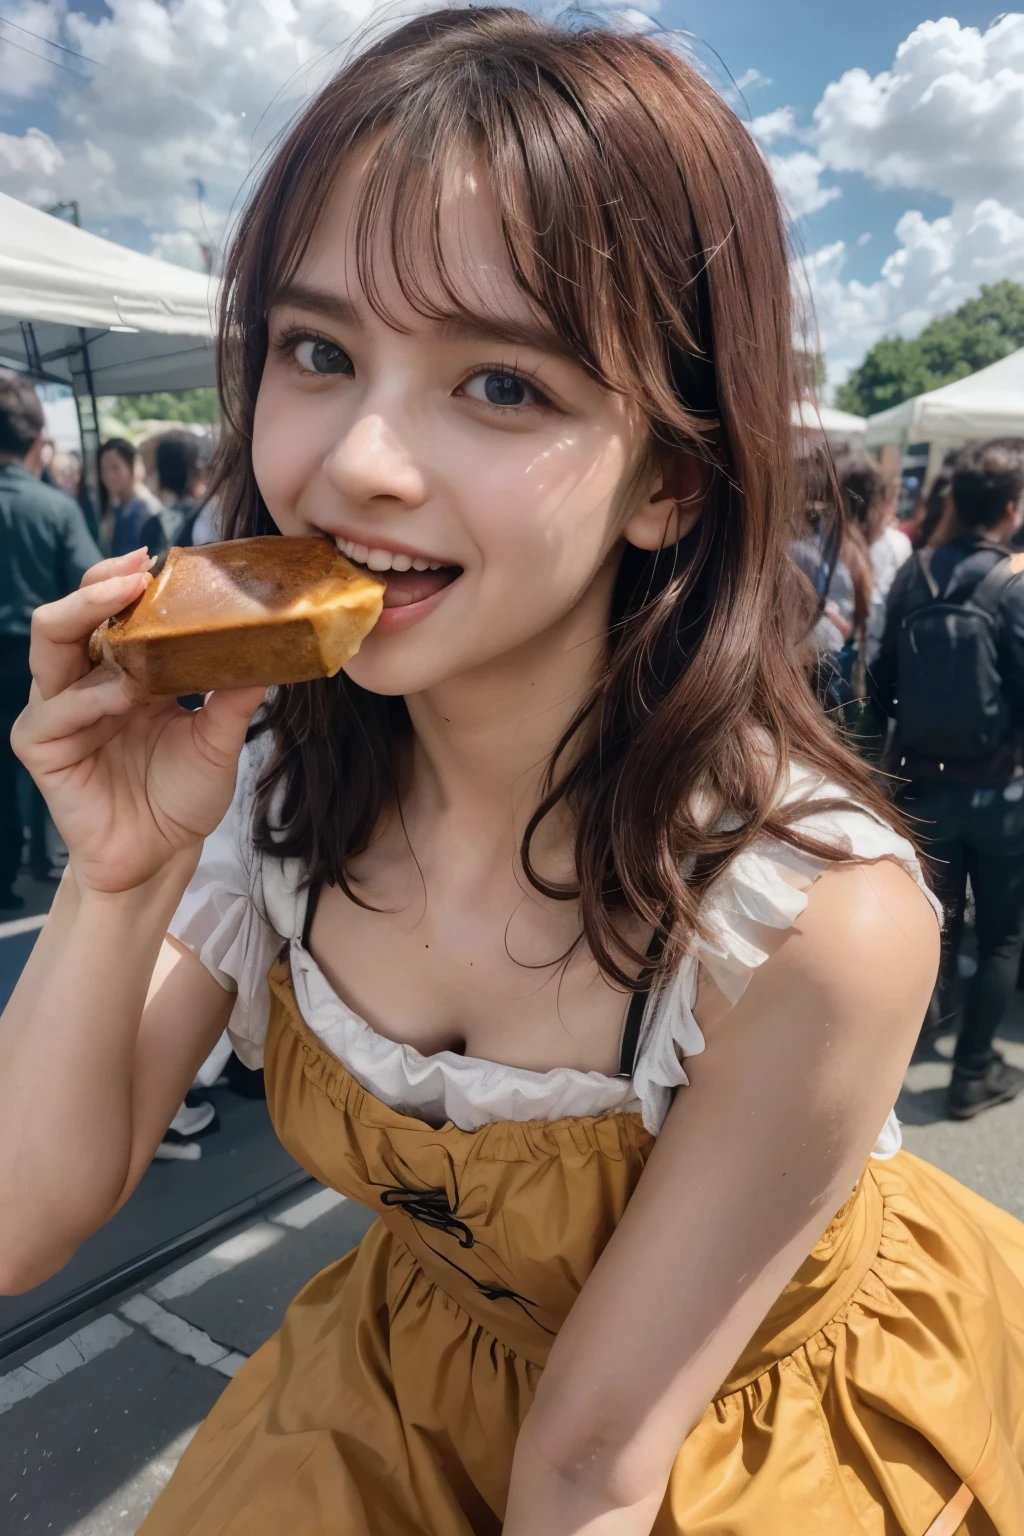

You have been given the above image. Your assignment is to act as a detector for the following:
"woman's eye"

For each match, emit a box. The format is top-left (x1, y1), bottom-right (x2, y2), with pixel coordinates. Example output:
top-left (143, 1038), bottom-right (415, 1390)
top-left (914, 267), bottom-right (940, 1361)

top-left (293, 338), bottom-right (352, 376)
top-left (462, 370), bottom-right (542, 409)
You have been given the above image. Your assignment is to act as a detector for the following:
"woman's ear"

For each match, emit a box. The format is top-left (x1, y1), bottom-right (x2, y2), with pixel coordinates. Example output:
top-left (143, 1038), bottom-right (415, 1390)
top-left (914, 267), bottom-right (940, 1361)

top-left (623, 451), bottom-right (708, 553)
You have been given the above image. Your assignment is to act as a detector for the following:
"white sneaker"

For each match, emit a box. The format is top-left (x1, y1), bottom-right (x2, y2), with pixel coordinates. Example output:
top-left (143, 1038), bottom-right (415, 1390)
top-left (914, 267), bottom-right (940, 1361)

top-left (169, 1101), bottom-right (216, 1137)
top-left (153, 1098), bottom-right (218, 1162)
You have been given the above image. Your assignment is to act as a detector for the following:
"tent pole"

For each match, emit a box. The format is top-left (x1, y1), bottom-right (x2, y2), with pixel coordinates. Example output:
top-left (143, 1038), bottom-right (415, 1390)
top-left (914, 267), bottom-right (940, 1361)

top-left (76, 329), bottom-right (103, 532)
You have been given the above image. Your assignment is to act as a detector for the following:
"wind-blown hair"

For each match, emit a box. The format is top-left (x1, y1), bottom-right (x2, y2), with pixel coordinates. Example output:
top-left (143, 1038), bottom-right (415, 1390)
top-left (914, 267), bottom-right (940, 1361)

top-left (213, 7), bottom-right (903, 989)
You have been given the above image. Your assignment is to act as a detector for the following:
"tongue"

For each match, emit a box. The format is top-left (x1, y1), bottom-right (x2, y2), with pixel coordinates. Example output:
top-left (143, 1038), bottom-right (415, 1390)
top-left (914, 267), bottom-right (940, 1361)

top-left (380, 567), bottom-right (459, 609)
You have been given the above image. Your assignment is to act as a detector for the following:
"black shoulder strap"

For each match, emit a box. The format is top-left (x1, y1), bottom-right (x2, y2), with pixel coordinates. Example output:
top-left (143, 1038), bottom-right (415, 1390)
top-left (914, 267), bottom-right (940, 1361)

top-left (616, 922), bottom-right (669, 1079)
top-left (968, 552), bottom-right (1024, 617)
top-left (301, 873), bottom-right (325, 951)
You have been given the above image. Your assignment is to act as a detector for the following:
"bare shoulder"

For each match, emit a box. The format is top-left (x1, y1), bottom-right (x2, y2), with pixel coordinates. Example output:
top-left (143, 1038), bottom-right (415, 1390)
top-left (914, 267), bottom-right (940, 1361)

top-left (777, 856), bottom-right (940, 1024)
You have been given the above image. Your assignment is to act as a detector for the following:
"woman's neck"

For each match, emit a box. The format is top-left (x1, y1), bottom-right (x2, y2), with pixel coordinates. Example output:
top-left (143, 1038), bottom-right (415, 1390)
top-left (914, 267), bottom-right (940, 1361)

top-left (402, 591), bottom-right (611, 866)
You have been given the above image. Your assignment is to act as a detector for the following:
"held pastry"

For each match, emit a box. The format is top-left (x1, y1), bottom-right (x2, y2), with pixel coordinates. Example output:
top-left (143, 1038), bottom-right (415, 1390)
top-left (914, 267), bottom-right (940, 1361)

top-left (88, 537), bottom-right (385, 699)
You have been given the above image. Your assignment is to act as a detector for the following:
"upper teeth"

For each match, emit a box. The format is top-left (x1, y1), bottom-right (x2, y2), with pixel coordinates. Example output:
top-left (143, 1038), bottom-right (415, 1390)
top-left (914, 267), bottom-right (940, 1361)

top-left (335, 537), bottom-right (444, 573)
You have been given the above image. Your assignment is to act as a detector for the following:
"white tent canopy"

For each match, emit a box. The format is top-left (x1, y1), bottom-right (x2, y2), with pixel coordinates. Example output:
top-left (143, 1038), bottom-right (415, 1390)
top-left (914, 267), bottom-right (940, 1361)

top-left (792, 399), bottom-right (868, 445)
top-left (866, 347), bottom-right (1024, 453)
top-left (0, 192), bottom-right (217, 395)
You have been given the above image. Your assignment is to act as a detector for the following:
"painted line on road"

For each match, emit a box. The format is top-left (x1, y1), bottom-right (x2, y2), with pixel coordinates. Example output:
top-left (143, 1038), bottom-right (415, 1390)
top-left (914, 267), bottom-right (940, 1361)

top-left (148, 1222), bottom-right (284, 1302)
top-left (0, 1185), bottom-right (343, 1411)
top-left (0, 1314), bottom-right (133, 1415)
top-left (271, 1186), bottom-right (346, 1230)
top-left (0, 912), bottom-right (48, 940)
top-left (146, 1187), bottom-right (345, 1304)
top-left (119, 1294), bottom-right (247, 1378)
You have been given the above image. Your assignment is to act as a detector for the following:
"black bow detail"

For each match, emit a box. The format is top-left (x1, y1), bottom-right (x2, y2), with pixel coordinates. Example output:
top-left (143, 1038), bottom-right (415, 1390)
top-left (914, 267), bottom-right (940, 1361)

top-left (378, 1179), bottom-right (554, 1336)
top-left (380, 1185), bottom-right (474, 1249)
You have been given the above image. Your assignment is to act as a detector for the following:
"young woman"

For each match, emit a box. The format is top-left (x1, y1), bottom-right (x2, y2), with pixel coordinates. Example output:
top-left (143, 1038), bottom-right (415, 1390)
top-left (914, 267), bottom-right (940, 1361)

top-left (5, 12), bottom-right (1024, 1534)
top-left (835, 452), bottom-right (910, 665)
top-left (98, 437), bottom-right (161, 558)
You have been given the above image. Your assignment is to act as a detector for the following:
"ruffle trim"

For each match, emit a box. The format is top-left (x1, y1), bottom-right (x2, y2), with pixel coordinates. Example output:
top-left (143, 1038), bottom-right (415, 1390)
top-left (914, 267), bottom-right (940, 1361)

top-left (289, 941), bottom-right (642, 1133)
top-left (632, 777), bottom-right (939, 1146)
top-left (169, 757), bottom-right (940, 1151)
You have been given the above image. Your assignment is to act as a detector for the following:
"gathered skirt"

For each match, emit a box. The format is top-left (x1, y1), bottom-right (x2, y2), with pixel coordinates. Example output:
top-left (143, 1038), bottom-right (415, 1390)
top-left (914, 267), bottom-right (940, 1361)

top-left (139, 967), bottom-right (1024, 1534)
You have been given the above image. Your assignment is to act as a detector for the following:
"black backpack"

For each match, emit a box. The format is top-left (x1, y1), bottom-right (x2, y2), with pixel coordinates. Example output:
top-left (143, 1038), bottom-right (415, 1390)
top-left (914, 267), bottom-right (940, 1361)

top-left (897, 547), bottom-right (1024, 762)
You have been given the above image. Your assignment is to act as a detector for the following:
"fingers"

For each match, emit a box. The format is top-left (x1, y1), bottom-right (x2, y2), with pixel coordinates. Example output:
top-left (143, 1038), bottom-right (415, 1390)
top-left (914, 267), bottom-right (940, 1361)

top-left (13, 670), bottom-right (137, 772)
top-left (79, 548), bottom-right (155, 590)
top-left (190, 687), bottom-right (268, 771)
top-left (31, 569), bottom-right (152, 701)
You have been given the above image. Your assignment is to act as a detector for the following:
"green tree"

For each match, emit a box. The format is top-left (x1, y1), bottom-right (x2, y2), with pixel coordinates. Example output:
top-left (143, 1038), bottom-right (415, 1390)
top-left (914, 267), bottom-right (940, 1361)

top-left (836, 279), bottom-right (1024, 417)
top-left (109, 388), bottom-right (219, 426)
top-left (795, 349), bottom-right (826, 395)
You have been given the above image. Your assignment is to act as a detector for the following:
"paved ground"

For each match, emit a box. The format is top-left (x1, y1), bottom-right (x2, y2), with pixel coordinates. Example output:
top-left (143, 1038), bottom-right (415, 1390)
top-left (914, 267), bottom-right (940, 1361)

top-left (897, 987), bottom-right (1024, 1221)
top-left (0, 1185), bottom-right (376, 1535)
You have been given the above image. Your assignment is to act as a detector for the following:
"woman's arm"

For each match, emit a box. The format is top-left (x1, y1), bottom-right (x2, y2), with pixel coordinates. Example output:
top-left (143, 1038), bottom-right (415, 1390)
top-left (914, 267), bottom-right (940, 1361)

top-left (503, 858), bottom-right (939, 1536)
top-left (0, 866), bottom-right (235, 1292)
top-left (0, 550), bottom-right (263, 1293)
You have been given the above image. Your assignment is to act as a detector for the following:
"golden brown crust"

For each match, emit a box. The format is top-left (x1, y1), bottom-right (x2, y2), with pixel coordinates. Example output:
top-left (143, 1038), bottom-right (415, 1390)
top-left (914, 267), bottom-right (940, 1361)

top-left (90, 537), bottom-right (384, 699)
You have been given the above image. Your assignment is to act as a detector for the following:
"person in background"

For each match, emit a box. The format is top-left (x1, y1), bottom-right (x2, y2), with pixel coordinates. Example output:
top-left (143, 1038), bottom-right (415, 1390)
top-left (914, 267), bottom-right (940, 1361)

top-left (0, 372), bottom-right (102, 908)
top-left (915, 468), bottom-right (953, 548)
top-left (141, 432), bottom-right (202, 555)
top-left (99, 437), bottom-right (161, 558)
top-left (45, 448), bottom-right (100, 544)
top-left (790, 445), bottom-right (872, 702)
top-left (835, 452), bottom-right (910, 665)
top-left (871, 437), bottom-right (1024, 1118)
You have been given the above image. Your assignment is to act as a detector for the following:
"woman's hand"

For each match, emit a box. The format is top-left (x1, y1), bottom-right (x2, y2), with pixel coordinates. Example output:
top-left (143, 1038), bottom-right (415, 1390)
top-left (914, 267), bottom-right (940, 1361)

top-left (12, 548), bottom-right (266, 896)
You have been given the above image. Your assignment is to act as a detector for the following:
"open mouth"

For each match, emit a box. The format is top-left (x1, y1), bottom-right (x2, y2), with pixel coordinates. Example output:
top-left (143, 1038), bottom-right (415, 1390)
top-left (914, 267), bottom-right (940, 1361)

top-left (334, 537), bottom-right (462, 611)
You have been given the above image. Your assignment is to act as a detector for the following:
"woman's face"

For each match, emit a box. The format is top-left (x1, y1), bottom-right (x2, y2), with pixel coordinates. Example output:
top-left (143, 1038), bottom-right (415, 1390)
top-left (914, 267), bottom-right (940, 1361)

top-left (254, 154), bottom-right (656, 698)
top-left (100, 450), bottom-right (134, 500)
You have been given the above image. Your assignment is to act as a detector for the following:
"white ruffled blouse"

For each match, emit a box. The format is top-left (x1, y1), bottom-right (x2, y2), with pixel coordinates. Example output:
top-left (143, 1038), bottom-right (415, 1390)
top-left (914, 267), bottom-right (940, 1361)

top-left (170, 743), bottom-right (941, 1159)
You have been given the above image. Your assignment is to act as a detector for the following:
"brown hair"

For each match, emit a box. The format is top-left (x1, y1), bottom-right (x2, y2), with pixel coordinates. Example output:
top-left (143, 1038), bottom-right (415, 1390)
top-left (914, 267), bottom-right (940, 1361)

top-left (0, 371), bottom-right (44, 459)
top-left (834, 452), bottom-right (889, 637)
top-left (214, 7), bottom-right (904, 989)
top-left (952, 437), bottom-right (1024, 530)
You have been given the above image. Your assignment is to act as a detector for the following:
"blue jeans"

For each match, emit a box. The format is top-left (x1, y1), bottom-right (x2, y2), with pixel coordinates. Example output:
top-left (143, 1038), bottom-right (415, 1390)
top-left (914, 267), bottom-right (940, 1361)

top-left (903, 778), bottom-right (1024, 1072)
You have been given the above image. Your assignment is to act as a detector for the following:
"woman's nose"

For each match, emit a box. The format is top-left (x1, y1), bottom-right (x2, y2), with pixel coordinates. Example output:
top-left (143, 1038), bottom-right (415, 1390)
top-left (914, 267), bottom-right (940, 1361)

top-left (322, 412), bottom-right (427, 510)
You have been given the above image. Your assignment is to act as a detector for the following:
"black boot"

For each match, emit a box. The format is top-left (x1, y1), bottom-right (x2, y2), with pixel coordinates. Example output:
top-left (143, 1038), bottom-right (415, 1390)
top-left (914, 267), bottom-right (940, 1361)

top-left (948, 1051), bottom-right (1024, 1120)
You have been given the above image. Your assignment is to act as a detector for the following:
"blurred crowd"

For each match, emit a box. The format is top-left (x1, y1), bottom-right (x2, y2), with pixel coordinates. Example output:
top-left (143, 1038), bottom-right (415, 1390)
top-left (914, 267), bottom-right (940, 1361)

top-left (0, 372), bottom-right (223, 914)
top-left (40, 425), bottom-right (220, 557)
top-left (795, 435), bottom-right (1024, 1122)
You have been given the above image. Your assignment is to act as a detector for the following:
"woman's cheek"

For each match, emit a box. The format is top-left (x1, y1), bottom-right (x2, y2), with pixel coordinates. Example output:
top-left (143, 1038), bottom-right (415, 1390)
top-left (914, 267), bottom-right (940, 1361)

top-left (252, 394), bottom-right (308, 526)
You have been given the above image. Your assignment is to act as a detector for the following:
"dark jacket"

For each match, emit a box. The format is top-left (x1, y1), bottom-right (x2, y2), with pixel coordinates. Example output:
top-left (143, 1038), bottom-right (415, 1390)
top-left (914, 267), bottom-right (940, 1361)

top-left (869, 535), bottom-right (1024, 782)
top-left (0, 463), bottom-right (103, 637)
top-left (139, 498), bottom-right (200, 558)
top-left (110, 494), bottom-right (158, 559)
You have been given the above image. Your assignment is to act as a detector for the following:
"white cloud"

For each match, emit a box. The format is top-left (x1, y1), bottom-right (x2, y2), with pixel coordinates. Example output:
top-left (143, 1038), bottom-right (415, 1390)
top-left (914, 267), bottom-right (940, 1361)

top-left (770, 151), bottom-right (841, 220)
top-left (787, 11), bottom-right (1024, 389)
top-left (0, 0), bottom-right (431, 262)
top-left (813, 14), bottom-right (1024, 208)
top-left (735, 66), bottom-right (771, 92)
top-left (750, 106), bottom-right (798, 146)
top-left (804, 198), bottom-right (1024, 387)
top-left (149, 228), bottom-right (209, 271)
top-left (0, 1), bottom-right (66, 100)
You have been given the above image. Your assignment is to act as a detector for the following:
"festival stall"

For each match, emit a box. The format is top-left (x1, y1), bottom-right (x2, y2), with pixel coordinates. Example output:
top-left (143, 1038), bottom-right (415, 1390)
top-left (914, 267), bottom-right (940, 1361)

top-left (866, 346), bottom-right (1024, 482)
top-left (792, 399), bottom-right (869, 447)
top-left (0, 191), bottom-right (217, 398)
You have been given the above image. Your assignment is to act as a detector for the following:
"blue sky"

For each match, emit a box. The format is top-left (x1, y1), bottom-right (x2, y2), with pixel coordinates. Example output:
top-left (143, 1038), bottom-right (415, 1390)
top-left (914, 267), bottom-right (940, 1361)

top-left (665, 0), bottom-right (999, 280)
top-left (1, 2), bottom-right (1022, 388)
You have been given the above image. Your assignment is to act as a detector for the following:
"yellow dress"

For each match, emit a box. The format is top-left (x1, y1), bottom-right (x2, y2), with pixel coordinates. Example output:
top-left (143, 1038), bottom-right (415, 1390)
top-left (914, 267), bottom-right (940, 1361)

top-left (139, 957), bottom-right (1024, 1536)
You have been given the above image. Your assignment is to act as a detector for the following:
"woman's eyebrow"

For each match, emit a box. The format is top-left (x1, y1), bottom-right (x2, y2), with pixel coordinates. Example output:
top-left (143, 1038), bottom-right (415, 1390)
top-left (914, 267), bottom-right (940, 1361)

top-left (269, 282), bottom-right (362, 326)
top-left (269, 282), bottom-right (572, 361)
top-left (435, 312), bottom-right (572, 359)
